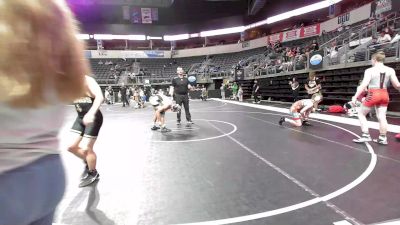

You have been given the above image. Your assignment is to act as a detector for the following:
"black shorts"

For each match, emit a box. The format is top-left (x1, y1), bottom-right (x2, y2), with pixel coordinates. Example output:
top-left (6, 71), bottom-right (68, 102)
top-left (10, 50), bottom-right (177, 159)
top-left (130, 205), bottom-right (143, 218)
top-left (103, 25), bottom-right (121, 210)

top-left (71, 112), bottom-right (103, 138)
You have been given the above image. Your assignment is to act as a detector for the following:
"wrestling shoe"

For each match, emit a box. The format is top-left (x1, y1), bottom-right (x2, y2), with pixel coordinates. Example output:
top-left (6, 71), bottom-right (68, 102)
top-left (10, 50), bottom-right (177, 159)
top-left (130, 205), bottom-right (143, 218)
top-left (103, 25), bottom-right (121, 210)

top-left (176, 121), bottom-right (181, 126)
top-left (373, 136), bottom-right (388, 145)
top-left (79, 170), bottom-right (99, 188)
top-left (302, 121), bottom-right (312, 126)
top-left (161, 127), bottom-right (172, 133)
top-left (151, 125), bottom-right (160, 131)
top-left (81, 163), bottom-right (89, 180)
top-left (279, 117), bottom-right (285, 126)
top-left (353, 134), bottom-right (372, 143)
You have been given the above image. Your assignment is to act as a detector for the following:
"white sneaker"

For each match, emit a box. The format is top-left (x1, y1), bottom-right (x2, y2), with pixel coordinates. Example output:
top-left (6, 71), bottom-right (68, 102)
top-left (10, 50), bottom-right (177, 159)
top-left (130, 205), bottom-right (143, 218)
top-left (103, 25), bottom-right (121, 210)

top-left (373, 137), bottom-right (388, 145)
top-left (353, 134), bottom-right (372, 143)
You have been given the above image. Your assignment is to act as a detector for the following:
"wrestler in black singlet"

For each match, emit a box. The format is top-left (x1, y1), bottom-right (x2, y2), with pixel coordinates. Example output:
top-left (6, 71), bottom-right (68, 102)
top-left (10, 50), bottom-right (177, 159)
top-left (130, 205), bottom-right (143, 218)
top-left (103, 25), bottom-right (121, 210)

top-left (71, 96), bottom-right (103, 138)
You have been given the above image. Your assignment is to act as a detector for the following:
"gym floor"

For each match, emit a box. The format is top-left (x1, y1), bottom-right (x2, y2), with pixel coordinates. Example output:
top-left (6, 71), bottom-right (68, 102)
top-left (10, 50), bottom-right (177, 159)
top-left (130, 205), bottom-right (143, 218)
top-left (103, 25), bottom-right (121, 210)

top-left (53, 100), bottom-right (400, 225)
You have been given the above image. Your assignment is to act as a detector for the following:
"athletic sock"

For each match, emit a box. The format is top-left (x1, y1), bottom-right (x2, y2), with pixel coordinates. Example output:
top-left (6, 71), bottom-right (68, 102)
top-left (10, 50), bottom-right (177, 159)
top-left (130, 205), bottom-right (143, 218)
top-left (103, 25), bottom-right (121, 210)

top-left (362, 132), bottom-right (370, 137)
top-left (88, 169), bottom-right (97, 175)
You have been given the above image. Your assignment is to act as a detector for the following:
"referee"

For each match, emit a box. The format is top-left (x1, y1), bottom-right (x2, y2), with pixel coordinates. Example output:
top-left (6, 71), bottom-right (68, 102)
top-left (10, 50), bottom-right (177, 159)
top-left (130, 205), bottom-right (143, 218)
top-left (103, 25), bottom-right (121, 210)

top-left (170, 67), bottom-right (193, 125)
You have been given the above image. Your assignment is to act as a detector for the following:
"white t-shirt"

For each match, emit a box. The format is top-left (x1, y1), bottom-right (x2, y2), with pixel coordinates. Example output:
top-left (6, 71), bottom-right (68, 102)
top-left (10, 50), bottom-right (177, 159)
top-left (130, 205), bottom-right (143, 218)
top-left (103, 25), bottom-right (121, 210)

top-left (0, 103), bottom-right (65, 174)
top-left (378, 34), bottom-right (392, 43)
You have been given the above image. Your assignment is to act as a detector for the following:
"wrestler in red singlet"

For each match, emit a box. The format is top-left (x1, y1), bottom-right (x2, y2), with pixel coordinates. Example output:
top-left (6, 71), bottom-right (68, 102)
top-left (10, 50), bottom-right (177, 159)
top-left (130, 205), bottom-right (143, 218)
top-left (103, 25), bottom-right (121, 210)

top-left (352, 51), bottom-right (400, 145)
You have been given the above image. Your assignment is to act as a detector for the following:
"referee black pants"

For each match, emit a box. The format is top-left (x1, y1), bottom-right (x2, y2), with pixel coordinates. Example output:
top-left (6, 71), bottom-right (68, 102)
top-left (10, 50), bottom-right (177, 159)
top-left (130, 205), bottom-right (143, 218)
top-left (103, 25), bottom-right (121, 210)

top-left (121, 95), bottom-right (129, 106)
top-left (175, 94), bottom-right (191, 122)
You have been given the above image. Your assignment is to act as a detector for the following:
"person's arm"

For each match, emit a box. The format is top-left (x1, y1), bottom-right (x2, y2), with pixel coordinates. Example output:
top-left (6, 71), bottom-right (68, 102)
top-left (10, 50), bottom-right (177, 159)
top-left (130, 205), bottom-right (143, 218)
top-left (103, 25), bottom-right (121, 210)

top-left (255, 85), bottom-right (259, 93)
top-left (304, 82), bottom-right (310, 92)
top-left (300, 104), bottom-right (313, 115)
top-left (169, 78), bottom-right (175, 96)
top-left (352, 70), bottom-right (372, 102)
top-left (83, 76), bottom-right (104, 125)
top-left (390, 69), bottom-right (400, 90)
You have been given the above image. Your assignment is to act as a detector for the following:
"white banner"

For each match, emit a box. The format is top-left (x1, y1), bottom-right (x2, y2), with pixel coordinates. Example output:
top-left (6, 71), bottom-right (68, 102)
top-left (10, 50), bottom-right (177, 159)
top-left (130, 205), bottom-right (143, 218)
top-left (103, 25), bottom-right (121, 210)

top-left (141, 8), bottom-right (152, 24)
top-left (282, 29), bottom-right (301, 42)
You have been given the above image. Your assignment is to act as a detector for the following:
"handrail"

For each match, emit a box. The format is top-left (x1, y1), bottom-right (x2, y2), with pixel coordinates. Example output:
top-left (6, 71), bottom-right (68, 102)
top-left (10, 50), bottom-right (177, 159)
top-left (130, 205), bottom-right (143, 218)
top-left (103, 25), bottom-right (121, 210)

top-left (320, 20), bottom-right (373, 49)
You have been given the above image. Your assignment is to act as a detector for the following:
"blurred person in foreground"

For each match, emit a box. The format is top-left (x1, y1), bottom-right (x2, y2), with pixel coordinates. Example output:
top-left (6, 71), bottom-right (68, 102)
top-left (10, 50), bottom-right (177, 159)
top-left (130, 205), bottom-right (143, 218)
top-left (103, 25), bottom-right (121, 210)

top-left (0, 0), bottom-right (88, 224)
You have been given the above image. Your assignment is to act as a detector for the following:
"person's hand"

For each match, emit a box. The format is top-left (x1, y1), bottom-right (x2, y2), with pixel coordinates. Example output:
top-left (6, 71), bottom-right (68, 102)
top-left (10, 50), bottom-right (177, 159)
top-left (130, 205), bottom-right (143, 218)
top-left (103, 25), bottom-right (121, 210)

top-left (83, 113), bottom-right (95, 126)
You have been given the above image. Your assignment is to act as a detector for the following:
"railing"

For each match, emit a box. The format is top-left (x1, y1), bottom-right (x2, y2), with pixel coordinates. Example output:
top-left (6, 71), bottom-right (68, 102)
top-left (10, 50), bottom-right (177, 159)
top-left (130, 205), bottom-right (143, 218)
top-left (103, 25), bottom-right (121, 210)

top-left (320, 21), bottom-right (372, 50)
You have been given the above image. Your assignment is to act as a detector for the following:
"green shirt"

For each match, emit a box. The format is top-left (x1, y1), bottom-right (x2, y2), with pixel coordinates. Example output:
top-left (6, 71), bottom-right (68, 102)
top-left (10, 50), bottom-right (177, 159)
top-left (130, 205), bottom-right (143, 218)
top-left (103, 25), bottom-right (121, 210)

top-left (232, 84), bottom-right (238, 93)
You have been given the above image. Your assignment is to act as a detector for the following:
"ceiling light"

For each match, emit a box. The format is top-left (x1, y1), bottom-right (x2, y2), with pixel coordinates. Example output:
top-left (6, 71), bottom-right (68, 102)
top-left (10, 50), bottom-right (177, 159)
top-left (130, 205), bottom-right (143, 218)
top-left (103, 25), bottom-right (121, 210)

top-left (76, 34), bottom-right (90, 40)
top-left (266, 0), bottom-right (343, 24)
top-left (200, 26), bottom-right (245, 37)
top-left (163, 34), bottom-right (189, 41)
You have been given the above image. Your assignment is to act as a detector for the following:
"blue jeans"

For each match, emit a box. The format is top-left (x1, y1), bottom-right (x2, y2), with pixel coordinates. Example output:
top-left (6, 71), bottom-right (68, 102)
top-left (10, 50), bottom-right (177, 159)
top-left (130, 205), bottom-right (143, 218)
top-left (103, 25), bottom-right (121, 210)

top-left (0, 154), bottom-right (65, 225)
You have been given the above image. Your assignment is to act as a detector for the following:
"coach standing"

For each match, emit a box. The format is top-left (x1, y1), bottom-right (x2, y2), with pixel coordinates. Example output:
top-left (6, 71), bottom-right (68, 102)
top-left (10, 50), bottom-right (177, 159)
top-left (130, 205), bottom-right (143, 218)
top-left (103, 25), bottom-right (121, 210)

top-left (170, 67), bottom-right (193, 125)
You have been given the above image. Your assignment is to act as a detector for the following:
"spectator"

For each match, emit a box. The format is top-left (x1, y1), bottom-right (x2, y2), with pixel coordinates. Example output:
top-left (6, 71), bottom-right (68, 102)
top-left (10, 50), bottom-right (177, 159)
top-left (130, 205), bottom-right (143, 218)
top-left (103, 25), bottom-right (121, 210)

top-left (327, 42), bottom-right (339, 64)
top-left (232, 82), bottom-right (239, 100)
top-left (220, 83), bottom-right (226, 99)
top-left (238, 86), bottom-right (244, 102)
top-left (140, 88), bottom-right (146, 102)
top-left (108, 86), bottom-right (114, 104)
top-left (289, 77), bottom-right (300, 102)
top-left (311, 40), bottom-right (319, 51)
top-left (274, 41), bottom-right (282, 50)
top-left (383, 26), bottom-right (394, 37)
top-left (0, 0), bottom-right (88, 224)
top-left (377, 31), bottom-right (392, 44)
top-left (252, 80), bottom-right (261, 104)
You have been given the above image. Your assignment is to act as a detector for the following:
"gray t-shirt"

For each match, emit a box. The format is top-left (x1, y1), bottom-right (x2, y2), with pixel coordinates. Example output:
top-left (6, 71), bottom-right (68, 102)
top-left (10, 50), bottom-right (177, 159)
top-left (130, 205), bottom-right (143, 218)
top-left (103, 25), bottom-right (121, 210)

top-left (0, 103), bottom-right (65, 174)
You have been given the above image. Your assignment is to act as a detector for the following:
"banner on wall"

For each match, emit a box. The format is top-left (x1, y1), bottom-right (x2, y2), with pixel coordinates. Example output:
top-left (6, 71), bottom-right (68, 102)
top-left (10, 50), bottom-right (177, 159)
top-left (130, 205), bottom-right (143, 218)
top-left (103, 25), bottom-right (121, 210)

top-left (337, 13), bottom-right (350, 24)
top-left (282, 29), bottom-right (300, 42)
top-left (309, 50), bottom-right (324, 70)
top-left (145, 51), bottom-right (164, 58)
top-left (132, 8), bottom-right (158, 24)
top-left (268, 33), bottom-right (283, 43)
top-left (151, 8), bottom-right (159, 21)
top-left (300, 24), bottom-right (321, 38)
top-left (131, 7), bottom-right (141, 24)
top-left (141, 8), bottom-right (152, 24)
top-left (268, 24), bottom-right (320, 44)
top-left (235, 69), bottom-right (244, 81)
